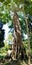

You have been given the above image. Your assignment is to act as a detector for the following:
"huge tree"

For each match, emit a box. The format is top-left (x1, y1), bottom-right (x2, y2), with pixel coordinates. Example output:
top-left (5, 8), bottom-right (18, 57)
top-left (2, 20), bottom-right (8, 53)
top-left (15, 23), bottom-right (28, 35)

top-left (0, 0), bottom-right (32, 64)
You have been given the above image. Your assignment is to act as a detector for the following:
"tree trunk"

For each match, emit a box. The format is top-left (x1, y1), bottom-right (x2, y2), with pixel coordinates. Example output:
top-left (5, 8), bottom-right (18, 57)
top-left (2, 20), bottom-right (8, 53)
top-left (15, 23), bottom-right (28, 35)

top-left (12, 12), bottom-right (26, 60)
top-left (12, 12), bottom-right (22, 59)
top-left (25, 17), bottom-right (30, 65)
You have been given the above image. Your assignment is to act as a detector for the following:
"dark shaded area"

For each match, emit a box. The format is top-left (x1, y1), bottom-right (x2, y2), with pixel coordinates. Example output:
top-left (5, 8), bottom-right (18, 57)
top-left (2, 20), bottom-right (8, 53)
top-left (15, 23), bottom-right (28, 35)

top-left (0, 20), bottom-right (5, 47)
top-left (28, 22), bottom-right (32, 32)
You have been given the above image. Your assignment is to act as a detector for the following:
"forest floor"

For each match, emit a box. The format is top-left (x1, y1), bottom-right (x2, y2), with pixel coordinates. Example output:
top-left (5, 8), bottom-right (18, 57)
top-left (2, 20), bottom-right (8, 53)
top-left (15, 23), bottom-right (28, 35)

top-left (0, 57), bottom-right (32, 65)
top-left (0, 56), bottom-right (28, 65)
top-left (0, 45), bottom-right (32, 65)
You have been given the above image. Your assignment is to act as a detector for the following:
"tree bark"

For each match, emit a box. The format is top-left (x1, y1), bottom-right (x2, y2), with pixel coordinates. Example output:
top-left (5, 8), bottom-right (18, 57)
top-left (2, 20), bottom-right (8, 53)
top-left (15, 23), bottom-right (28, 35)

top-left (12, 12), bottom-right (26, 60)
top-left (25, 17), bottom-right (30, 65)
top-left (12, 12), bottom-right (22, 59)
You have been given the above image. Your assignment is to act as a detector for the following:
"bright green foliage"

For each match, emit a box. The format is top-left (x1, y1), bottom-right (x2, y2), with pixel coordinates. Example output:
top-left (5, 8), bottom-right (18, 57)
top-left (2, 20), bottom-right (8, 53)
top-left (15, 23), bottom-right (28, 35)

top-left (0, 0), bottom-right (32, 23)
